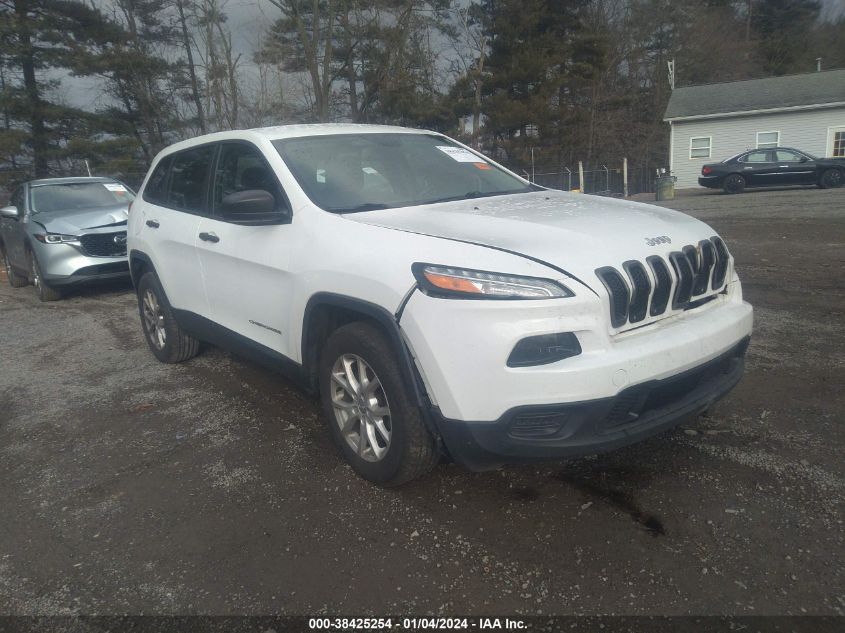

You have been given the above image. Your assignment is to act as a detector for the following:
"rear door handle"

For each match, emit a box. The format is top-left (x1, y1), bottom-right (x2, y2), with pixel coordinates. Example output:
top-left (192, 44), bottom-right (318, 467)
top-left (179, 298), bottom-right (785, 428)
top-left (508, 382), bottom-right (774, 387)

top-left (199, 232), bottom-right (219, 243)
top-left (146, 220), bottom-right (160, 228)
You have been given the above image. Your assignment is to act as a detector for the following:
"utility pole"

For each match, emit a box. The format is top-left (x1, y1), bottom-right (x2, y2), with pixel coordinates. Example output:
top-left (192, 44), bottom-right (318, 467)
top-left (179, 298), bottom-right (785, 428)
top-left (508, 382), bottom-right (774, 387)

top-left (530, 146), bottom-right (535, 183)
top-left (623, 157), bottom-right (629, 198)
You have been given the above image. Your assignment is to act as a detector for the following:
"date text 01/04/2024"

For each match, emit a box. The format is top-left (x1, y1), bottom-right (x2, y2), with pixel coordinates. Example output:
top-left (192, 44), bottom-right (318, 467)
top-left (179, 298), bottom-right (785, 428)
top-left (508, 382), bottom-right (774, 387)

top-left (307, 617), bottom-right (528, 630)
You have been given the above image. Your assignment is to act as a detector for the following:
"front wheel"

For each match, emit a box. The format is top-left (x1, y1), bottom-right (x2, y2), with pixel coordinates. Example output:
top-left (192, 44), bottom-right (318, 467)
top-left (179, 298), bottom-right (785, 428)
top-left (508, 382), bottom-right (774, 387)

top-left (30, 253), bottom-right (61, 301)
top-left (819, 168), bottom-right (844, 189)
top-left (2, 246), bottom-right (28, 288)
top-left (319, 322), bottom-right (438, 486)
top-left (136, 272), bottom-right (200, 363)
top-left (723, 174), bottom-right (746, 194)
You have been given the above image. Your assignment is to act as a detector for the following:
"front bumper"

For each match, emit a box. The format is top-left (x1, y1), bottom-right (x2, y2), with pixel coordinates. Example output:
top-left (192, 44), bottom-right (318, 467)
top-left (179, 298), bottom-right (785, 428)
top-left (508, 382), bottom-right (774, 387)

top-left (400, 282), bottom-right (753, 422)
top-left (432, 337), bottom-right (748, 470)
top-left (32, 241), bottom-right (129, 287)
top-left (44, 261), bottom-right (130, 287)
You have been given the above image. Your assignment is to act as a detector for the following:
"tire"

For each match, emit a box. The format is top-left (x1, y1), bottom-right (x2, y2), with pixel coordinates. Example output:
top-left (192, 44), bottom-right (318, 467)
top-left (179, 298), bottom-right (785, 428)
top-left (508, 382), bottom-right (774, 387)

top-left (819, 168), bottom-right (844, 189)
top-left (1, 244), bottom-right (28, 288)
top-left (29, 252), bottom-right (62, 301)
top-left (723, 174), bottom-right (746, 194)
top-left (136, 271), bottom-right (200, 363)
top-left (319, 321), bottom-right (438, 486)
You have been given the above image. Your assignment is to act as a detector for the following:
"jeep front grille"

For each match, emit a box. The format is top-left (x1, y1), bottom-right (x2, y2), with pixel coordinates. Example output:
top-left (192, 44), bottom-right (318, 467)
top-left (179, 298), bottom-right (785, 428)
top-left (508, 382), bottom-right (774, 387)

top-left (79, 231), bottom-right (127, 257)
top-left (646, 255), bottom-right (671, 316)
top-left (595, 266), bottom-right (630, 328)
top-left (596, 236), bottom-right (730, 330)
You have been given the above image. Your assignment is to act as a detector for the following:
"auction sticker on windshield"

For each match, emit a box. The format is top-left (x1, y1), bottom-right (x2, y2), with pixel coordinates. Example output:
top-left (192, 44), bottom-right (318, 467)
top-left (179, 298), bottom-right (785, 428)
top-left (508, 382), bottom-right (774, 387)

top-left (103, 183), bottom-right (128, 192)
top-left (436, 146), bottom-right (487, 163)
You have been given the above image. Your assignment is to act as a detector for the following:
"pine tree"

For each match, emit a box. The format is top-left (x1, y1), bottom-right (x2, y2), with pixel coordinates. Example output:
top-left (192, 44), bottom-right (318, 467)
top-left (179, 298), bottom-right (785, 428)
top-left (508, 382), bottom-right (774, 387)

top-left (0, 0), bottom-right (124, 176)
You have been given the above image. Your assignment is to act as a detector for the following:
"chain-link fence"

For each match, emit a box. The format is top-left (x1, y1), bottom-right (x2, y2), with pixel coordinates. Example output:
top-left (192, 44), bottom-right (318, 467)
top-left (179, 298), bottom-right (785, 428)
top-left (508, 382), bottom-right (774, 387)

top-left (507, 163), bottom-right (664, 197)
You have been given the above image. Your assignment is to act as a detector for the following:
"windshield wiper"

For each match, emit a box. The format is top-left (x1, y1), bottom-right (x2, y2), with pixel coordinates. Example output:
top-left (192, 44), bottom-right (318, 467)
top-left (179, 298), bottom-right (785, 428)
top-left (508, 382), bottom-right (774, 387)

top-left (425, 190), bottom-right (522, 205)
top-left (332, 202), bottom-right (391, 214)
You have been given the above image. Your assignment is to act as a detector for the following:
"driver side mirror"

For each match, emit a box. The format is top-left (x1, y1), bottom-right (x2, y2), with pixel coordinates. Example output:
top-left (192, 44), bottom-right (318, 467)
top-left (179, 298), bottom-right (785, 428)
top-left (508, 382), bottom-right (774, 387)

top-left (0, 205), bottom-right (19, 220)
top-left (220, 190), bottom-right (289, 226)
top-left (800, 156), bottom-right (809, 163)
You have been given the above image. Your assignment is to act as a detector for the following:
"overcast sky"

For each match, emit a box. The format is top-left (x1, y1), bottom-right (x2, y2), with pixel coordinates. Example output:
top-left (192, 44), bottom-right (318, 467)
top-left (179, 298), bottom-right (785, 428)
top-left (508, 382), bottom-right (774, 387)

top-left (61, 0), bottom-right (845, 110)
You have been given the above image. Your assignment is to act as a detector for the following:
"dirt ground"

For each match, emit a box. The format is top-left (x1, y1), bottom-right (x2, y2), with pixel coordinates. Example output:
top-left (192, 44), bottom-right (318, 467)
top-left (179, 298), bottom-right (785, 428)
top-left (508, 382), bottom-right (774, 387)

top-left (0, 186), bottom-right (843, 616)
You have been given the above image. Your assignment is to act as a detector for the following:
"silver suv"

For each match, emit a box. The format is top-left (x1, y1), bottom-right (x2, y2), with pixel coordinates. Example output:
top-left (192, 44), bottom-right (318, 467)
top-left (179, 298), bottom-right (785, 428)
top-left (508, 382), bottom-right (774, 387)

top-left (0, 177), bottom-right (134, 301)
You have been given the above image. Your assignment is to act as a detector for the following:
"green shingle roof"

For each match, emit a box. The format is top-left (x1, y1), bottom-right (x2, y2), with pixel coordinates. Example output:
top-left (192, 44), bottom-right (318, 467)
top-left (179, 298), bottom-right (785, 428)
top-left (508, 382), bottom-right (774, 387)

top-left (664, 69), bottom-right (845, 120)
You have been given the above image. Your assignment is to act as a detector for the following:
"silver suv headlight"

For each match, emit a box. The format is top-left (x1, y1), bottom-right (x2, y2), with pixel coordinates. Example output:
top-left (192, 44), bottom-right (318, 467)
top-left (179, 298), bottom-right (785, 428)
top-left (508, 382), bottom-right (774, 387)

top-left (34, 233), bottom-right (80, 244)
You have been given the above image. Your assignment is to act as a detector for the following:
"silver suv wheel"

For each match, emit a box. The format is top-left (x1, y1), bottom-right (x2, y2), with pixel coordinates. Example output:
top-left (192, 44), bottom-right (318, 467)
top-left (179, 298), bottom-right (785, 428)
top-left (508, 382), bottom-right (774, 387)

top-left (30, 256), bottom-right (40, 291)
top-left (142, 288), bottom-right (166, 349)
top-left (330, 353), bottom-right (392, 462)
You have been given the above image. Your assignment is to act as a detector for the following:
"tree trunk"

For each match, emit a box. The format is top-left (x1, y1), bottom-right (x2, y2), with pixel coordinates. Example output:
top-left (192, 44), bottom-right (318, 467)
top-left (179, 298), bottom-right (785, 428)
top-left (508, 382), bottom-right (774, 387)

top-left (175, 0), bottom-right (207, 134)
top-left (341, 3), bottom-right (359, 121)
top-left (14, 0), bottom-right (48, 177)
top-left (471, 35), bottom-right (486, 149)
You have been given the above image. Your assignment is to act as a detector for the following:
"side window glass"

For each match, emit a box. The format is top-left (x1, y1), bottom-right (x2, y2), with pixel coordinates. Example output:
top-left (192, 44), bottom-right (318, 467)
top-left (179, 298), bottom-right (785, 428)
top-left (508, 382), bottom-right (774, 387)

top-left (144, 156), bottom-right (172, 204)
top-left (167, 146), bottom-right (213, 213)
top-left (743, 151), bottom-right (771, 163)
top-left (213, 143), bottom-right (286, 214)
top-left (775, 151), bottom-right (800, 162)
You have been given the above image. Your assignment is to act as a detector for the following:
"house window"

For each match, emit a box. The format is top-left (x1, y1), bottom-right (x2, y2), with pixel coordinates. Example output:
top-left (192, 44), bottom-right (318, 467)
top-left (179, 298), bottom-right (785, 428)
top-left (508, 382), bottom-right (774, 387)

top-left (689, 137), bottom-right (711, 159)
top-left (831, 129), bottom-right (845, 158)
top-left (757, 131), bottom-right (780, 149)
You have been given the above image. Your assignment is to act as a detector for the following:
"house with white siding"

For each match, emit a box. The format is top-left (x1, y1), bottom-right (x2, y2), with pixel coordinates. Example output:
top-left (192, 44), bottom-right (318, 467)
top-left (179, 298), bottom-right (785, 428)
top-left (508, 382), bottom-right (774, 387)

top-left (664, 69), bottom-right (845, 188)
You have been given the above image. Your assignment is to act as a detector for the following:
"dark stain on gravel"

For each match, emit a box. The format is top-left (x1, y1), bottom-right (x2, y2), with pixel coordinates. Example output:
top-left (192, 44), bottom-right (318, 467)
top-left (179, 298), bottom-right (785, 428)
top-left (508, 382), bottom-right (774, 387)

top-left (555, 469), bottom-right (667, 537)
top-left (510, 486), bottom-right (540, 502)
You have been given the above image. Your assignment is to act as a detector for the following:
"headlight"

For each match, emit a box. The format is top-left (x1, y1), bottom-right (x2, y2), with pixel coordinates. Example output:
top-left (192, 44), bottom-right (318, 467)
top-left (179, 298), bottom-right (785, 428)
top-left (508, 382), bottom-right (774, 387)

top-left (412, 263), bottom-right (573, 299)
top-left (34, 233), bottom-right (79, 244)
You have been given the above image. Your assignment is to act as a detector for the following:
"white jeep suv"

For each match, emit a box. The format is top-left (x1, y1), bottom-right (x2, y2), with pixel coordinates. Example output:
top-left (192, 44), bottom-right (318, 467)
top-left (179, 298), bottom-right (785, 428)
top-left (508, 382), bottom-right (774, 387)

top-left (128, 124), bottom-right (753, 486)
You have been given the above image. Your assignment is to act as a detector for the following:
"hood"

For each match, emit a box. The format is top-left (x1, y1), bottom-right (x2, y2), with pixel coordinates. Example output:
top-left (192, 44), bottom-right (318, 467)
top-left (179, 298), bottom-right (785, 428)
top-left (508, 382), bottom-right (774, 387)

top-left (346, 190), bottom-right (717, 291)
top-left (32, 206), bottom-right (129, 235)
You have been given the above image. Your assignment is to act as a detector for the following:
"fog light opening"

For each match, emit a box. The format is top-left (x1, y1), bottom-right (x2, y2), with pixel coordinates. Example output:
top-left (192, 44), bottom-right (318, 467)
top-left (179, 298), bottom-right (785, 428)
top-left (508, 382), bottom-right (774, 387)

top-left (507, 332), bottom-right (581, 368)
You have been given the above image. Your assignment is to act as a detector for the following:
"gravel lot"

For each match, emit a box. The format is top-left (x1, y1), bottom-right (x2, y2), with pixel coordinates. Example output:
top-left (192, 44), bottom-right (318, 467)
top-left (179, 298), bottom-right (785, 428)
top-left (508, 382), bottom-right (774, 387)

top-left (0, 187), bottom-right (843, 616)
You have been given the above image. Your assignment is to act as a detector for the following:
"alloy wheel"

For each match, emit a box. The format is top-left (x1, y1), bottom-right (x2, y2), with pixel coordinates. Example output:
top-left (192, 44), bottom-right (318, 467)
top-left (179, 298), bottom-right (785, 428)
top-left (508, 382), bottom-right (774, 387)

top-left (725, 175), bottom-right (744, 193)
top-left (30, 256), bottom-right (40, 290)
top-left (330, 353), bottom-right (392, 462)
top-left (142, 289), bottom-right (167, 350)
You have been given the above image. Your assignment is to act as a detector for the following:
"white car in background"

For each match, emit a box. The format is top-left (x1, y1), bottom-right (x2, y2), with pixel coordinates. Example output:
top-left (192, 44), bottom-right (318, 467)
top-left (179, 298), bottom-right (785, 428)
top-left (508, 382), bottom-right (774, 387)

top-left (127, 124), bottom-right (753, 486)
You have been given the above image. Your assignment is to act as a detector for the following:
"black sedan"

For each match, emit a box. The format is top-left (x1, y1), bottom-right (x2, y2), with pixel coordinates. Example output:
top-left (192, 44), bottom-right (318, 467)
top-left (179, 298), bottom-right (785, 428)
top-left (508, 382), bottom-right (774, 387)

top-left (698, 147), bottom-right (845, 193)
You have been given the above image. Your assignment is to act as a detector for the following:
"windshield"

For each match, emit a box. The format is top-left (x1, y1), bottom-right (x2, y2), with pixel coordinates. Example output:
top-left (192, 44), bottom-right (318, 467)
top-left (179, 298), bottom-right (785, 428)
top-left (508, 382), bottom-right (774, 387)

top-left (30, 182), bottom-right (134, 214)
top-left (273, 133), bottom-right (534, 213)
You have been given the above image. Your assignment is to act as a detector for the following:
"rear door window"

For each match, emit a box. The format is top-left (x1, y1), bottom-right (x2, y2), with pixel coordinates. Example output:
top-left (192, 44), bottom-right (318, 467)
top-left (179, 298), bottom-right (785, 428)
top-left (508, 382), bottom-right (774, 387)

top-left (166, 146), bottom-right (214, 214)
top-left (144, 156), bottom-right (172, 204)
top-left (742, 151), bottom-right (772, 163)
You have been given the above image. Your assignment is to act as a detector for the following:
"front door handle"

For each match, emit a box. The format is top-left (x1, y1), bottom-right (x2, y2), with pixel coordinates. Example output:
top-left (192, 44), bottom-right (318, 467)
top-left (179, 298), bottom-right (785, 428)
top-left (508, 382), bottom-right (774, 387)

top-left (146, 219), bottom-right (160, 228)
top-left (199, 232), bottom-right (220, 243)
